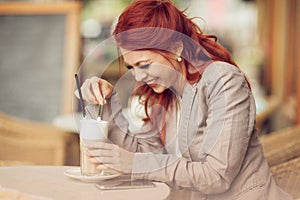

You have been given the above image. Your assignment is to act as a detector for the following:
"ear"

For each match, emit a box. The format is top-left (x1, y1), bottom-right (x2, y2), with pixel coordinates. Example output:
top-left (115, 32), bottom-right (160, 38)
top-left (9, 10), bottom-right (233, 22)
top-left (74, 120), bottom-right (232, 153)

top-left (171, 40), bottom-right (183, 56)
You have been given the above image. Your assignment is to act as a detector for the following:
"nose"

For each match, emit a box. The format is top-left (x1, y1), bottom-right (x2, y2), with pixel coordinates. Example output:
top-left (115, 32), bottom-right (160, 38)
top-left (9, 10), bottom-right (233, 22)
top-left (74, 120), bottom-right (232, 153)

top-left (133, 68), bottom-right (147, 82)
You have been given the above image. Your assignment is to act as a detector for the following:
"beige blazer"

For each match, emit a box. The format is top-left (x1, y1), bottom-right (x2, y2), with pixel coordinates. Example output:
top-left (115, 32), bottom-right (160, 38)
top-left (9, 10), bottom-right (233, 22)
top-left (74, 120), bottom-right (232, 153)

top-left (99, 61), bottom-right (293, 200)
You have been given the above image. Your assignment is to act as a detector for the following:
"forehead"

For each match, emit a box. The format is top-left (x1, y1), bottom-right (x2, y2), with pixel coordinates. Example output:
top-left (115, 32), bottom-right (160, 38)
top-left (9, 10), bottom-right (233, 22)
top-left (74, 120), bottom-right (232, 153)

top-left (120, 48), bottom-right (156, 63)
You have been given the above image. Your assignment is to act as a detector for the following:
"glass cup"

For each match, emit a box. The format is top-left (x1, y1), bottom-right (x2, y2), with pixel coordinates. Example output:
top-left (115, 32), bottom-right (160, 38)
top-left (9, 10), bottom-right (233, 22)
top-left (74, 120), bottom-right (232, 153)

top-left (79, 118), bottom-right (108, 176)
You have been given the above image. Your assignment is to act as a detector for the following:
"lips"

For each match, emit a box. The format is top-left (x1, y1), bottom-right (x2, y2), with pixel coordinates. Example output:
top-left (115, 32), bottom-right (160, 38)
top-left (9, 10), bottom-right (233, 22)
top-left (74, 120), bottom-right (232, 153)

top-left (146, 79), bottom-right (158, 87)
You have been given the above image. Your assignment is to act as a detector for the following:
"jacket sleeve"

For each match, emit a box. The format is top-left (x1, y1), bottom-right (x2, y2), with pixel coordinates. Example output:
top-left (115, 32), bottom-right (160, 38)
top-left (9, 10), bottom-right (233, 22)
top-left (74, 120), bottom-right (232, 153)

top-left (98, 91), bottom-right (163, 153)
top-left (131, 63), bottom-right (256, 194)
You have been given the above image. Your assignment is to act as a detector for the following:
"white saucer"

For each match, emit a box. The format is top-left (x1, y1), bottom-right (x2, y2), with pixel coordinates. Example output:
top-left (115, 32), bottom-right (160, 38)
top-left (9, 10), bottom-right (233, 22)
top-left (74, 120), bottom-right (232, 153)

top-left (64, 167), bottom-right (121, 183)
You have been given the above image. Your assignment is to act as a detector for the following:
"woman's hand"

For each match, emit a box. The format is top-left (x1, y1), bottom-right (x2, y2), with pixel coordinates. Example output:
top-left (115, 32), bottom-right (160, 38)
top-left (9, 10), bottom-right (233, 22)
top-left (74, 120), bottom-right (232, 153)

top-left (74, 76), bottom-right (114, 105)
top-left (85, 141), bottom-right (135, 174)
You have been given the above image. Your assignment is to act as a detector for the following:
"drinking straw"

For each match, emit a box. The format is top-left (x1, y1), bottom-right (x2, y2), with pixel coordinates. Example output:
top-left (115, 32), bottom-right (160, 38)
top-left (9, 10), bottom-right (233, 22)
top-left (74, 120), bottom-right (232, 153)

top-left (75, 74), bottom-right (86, 118)
top-left (97, 104), bottom-right (102, 121)
top-left (97, 95), bottom-right (105, 121)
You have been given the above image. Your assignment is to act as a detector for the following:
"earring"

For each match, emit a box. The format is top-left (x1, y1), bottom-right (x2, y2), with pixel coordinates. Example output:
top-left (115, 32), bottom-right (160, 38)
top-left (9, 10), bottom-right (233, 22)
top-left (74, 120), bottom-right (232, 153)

top-left (177, 57), bottom-right (182, 62)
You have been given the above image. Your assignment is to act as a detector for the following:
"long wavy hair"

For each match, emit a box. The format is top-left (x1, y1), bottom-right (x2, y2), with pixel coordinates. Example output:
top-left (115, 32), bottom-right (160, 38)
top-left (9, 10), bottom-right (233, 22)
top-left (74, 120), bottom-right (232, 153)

top-left (112, 0), bottom-right (249, 145)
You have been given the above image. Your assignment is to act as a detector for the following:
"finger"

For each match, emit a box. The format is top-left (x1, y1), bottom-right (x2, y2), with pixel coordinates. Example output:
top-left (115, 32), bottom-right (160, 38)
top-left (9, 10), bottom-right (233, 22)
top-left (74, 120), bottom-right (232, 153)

top-left (96, 164), bottom-right (110, 171)
top-left (91, 81), bottom-right (103, 105)
top-left (98, 164), bottom-right (122, 174)
top-left (74, 81), bottom-right (94, 103)
top-left (96, 164), bottom-right (121, 174)
top-left (99, 80), bottom-right (109, 104)
top-left (74, 90), bottom-right (79, 99)
top-left (101, 94), bottom-right (106, 105)
top-left (103, 85), bottom-right (113, 104)
top-left (81, 80), bottom-right (98, 103)
top-left (89, 156), bottom-right (114, 164)
top-left (84, 141), bottom-right (114, 150)
top-left (86, 149), bottom-right (113, 157)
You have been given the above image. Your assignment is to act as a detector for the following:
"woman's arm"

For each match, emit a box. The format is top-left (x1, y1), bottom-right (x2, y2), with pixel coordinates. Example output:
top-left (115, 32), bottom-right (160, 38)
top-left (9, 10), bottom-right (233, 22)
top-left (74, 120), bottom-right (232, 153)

top-left (100, 91), bottom-right (162, 153)
top-left (78, 76), bottom-right (162, 154)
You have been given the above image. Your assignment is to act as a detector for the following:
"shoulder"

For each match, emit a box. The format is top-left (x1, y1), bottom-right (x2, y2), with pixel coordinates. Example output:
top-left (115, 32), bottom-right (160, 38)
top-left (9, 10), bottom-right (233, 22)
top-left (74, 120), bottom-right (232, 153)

top-left (203, 61), bottom-right (243, 81)
top-left (194, 61), bottom-right (251, 101)
top-left (200, 61), bottom-right (248, 89)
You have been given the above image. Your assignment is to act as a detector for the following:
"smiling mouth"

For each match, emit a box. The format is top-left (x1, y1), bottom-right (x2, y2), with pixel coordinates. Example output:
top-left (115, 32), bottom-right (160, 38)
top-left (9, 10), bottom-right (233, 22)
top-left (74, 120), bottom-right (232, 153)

top-left (146, 79), bottom-right (158, 87)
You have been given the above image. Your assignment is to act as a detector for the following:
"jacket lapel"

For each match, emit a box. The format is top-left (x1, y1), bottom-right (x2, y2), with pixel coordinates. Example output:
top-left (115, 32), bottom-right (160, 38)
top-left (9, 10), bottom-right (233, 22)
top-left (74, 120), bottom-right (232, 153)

top-left (178, 83), bottom-right (198, 159)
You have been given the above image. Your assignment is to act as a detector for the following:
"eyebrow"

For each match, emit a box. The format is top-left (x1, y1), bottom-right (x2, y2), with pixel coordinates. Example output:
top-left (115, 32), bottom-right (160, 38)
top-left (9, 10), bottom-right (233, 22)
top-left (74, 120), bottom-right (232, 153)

top-left (124, 59), bottom-right (151, 68)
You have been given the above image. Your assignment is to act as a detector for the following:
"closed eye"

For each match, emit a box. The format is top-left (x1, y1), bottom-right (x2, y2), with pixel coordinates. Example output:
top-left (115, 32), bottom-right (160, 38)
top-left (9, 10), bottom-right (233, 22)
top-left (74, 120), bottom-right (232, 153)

top-left (125, 63), bottom-right (150, 70)
top-left (139, 64), bottom-right (150, 69)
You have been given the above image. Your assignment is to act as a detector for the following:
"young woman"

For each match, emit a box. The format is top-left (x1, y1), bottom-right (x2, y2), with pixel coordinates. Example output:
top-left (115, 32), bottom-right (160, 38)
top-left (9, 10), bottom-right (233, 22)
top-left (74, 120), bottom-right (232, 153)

top-left (77, 0), bottom-right (293, 199)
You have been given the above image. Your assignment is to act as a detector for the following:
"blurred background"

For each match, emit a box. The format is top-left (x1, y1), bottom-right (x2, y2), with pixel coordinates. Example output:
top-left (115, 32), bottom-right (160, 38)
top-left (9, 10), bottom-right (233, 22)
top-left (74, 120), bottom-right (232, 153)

top-left (1, 0), bottom-right (299, 133)
top-left (0, 0), bottom-right (299, 168)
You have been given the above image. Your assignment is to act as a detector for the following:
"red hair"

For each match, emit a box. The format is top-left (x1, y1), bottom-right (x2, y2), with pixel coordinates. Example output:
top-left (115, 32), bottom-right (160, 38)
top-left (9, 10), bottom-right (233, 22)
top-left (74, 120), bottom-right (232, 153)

top-left (112, 0), bottom-right (250, 145)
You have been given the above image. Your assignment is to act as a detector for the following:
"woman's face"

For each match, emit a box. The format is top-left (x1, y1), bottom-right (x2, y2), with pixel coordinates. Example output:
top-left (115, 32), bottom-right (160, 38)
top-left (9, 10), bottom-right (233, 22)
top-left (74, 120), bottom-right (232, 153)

top-left (121, 49), bottom-right (182, 94)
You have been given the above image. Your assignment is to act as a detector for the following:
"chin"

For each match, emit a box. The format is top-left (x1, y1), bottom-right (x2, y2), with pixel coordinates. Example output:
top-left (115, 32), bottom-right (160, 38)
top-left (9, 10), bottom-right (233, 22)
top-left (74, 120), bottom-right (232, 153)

top-left (152, 85), bottom-right (167, 94)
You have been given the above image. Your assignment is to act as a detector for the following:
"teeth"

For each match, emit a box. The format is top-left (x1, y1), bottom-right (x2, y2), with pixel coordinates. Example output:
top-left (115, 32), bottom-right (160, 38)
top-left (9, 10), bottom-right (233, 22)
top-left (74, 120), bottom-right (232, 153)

top-left (147, 80), bottom-right (155, 84)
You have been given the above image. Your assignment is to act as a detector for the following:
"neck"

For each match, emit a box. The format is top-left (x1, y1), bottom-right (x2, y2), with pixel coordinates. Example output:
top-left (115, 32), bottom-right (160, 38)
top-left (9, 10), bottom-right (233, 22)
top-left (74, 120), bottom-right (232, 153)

top-left (172, 74), bottom-right (186, 97)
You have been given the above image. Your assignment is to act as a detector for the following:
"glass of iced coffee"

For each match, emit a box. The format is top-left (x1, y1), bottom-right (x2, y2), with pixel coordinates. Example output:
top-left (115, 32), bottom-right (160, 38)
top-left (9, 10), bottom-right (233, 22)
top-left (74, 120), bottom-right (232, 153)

top-left (79, 118), bottom-right (108, 176)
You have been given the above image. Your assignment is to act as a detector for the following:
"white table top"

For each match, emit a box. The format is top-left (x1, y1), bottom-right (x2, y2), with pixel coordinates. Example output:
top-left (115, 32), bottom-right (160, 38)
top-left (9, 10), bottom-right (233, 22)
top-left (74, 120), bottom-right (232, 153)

top-left (0, 166), bottom-right (171, 200)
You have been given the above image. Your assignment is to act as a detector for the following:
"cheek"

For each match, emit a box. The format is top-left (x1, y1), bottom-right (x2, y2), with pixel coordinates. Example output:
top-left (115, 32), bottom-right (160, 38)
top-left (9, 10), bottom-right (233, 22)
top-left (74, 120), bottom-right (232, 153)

top-left (154, 66), bottom-right (173, 77)
top-left (156, 69), bottom-right (178, 89)
top-left (163, 68), bottom-right (178, 82)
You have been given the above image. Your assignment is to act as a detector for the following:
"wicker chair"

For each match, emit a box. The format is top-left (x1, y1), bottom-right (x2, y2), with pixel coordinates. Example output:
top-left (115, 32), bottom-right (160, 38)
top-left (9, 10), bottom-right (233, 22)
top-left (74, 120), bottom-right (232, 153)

top-left (260, 126), bottom-right (300, 167)
top-left (270, 157), bottom-right (300, 199)
top-left (260, 126), bottom-right (300, 199)
top-left (0, 112), bottom-right (79, 166)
